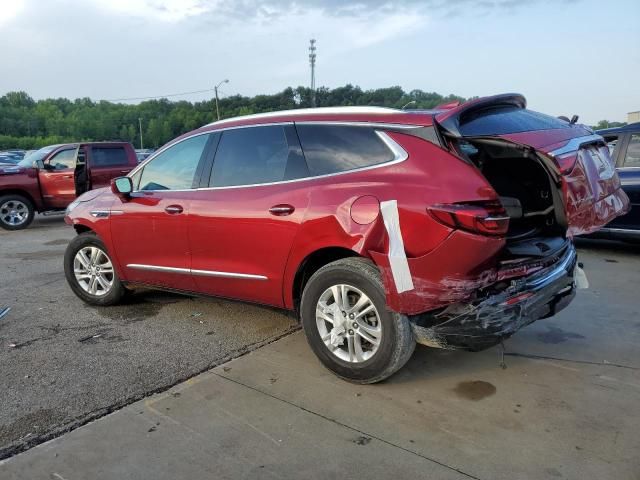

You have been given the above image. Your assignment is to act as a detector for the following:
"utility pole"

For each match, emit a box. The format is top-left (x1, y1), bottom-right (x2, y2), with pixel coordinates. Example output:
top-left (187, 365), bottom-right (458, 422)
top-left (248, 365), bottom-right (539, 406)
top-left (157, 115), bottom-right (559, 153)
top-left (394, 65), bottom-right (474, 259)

top-left (309, 39), bottom-right (316, 107)
top-left (138, 117), bottom-right (143, 150)
top-left (214, 79), bottom-right (229, 121)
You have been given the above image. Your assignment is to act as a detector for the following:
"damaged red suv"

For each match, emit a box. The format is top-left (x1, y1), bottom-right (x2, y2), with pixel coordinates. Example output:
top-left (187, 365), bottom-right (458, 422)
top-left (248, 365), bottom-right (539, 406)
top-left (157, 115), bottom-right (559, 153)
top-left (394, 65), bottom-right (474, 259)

top-left (63, 94), bottom-right (629, 383)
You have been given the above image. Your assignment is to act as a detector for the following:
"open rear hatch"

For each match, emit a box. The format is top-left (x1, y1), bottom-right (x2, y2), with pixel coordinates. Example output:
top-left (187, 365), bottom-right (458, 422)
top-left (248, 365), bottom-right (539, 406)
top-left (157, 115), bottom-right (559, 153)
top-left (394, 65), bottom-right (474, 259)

top-left (435, 93), bottom-right (630, 240)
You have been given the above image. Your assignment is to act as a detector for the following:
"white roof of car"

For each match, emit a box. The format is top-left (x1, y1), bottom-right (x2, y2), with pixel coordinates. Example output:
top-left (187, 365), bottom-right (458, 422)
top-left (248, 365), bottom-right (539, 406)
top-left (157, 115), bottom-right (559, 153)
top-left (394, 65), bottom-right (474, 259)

top-left (205, 106), bottom-right (401, 127)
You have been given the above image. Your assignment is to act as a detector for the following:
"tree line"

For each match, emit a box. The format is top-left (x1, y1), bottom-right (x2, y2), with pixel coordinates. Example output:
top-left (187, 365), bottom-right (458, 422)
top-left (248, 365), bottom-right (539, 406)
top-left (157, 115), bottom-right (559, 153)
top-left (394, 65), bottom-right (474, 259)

top-left (0, 86), bottom-right (466, 150)
top-left (1, 86), bottom-right (626, 150)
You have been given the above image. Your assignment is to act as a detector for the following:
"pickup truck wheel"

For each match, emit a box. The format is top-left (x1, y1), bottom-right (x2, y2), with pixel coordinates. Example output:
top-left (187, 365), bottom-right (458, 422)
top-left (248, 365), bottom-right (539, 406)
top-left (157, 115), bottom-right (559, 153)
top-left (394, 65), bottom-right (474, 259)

top-left (0, 195), bottom-right (34, 230)
top-left (64, 233), bottom-right (126, 306)
top-left (300, 257), bottom-right (415, 384)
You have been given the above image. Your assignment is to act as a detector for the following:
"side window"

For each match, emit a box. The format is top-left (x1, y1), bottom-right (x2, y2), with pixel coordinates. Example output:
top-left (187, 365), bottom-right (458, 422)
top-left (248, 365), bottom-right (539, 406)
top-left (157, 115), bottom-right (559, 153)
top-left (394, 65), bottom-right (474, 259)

top-left (623, 134), bottom-right (640, 168)
top-left (296, 125), bottom-right (395, 176)
top-left (210, 125), bottom-right (308, 187)
top-left (48, 149), bottom-right (76, 170)
top-left (138, 134), bottom-right (210, 191)
top-left (91, 147), bottom-right (129, 167)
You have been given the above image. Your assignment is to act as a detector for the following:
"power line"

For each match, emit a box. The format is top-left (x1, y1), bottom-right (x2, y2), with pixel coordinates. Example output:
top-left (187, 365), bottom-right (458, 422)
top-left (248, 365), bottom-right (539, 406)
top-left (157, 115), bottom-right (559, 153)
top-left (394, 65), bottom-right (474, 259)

top-left (104, 88), bottom-right (217, 102)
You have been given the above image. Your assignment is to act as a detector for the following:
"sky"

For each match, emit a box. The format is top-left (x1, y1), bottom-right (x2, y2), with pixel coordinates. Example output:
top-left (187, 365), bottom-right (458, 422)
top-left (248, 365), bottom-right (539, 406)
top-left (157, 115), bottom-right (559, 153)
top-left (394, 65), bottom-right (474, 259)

top-left (0, 0), bottom-right (638, 124)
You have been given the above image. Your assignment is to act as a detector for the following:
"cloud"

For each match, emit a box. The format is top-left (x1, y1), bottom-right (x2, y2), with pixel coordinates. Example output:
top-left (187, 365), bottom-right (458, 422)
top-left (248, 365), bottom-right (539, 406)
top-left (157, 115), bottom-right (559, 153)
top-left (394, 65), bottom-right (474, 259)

top-left (81, 0), bottom-right (572, 22)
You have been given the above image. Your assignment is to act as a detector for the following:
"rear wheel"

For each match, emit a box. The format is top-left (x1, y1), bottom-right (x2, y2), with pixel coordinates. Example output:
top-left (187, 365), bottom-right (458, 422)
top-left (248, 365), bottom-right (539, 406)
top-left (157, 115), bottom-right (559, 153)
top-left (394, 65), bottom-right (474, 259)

top-left (0, 194), bottom-right (34, 230)
top-left (300, 258), bottom-right (415, 384)
top-left (64, 233), bottom-right (126, 306)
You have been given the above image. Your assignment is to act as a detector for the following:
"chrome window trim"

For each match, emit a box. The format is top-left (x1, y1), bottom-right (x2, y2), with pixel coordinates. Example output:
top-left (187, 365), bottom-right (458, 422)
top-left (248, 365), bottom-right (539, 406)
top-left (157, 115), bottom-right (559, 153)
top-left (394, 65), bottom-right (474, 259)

top-left (128, 127), bottom-right (409, 193)
top-left (548, 134), bottom-right (605, 157)
top-left (127, 263), bottom-right (267, 280)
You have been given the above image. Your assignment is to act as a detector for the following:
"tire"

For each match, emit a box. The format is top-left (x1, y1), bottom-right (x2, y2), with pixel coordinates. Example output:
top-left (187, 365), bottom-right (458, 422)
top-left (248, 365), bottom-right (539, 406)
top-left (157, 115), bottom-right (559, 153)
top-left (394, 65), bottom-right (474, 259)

top-left (300, 257), bottom-right (415, 384)
top-left (0, 194), bottom-right (34, 231)
top-left (64, 233), bottom-right (126, 306)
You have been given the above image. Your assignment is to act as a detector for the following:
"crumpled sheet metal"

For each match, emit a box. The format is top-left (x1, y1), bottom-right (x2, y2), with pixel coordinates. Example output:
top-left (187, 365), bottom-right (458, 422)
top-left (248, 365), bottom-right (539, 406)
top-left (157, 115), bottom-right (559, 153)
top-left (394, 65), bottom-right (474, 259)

top-left (370, 229), bottom-right (504, 315)
top-left (563, 146), bottom-right (630, 236)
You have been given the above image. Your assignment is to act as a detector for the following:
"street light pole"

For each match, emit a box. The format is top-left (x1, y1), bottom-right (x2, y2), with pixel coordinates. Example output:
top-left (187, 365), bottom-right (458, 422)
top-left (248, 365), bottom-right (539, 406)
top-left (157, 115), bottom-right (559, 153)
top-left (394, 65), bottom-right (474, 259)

top-left (138, 117), bottom-right (144, 150)
top-left (214, 79), bottom-right (229, 121)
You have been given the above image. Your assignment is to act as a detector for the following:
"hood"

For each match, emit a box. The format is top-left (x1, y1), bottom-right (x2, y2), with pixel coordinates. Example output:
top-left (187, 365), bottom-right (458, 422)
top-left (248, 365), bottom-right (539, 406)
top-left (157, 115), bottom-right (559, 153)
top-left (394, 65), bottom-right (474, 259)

top-left (77, 187), bottom-right (109, 203)
top-left (0, 166), bottom-right (28, 176)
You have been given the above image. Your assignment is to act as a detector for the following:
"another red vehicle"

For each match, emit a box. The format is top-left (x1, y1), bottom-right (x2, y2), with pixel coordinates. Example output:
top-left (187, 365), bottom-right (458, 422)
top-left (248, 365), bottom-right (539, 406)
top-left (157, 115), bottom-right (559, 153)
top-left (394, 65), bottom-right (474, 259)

top-left (63, 94), bottom-right (629, 383)
top-left (0, 142), bottom-right (137, 230)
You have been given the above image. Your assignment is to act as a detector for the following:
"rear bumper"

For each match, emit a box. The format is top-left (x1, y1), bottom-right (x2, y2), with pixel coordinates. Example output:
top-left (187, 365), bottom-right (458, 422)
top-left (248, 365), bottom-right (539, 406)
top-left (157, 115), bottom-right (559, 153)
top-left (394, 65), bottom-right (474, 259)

top-left (410, 242), bottom-right (578, 351)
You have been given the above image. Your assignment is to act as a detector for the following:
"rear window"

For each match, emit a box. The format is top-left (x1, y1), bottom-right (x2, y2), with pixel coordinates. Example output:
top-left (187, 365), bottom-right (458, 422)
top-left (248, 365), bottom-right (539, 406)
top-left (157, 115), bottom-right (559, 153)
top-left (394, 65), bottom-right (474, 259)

top-left (296, 125), bottom-right (394, 176)
top-left (91, 147), bottom-right (129, 167)
top-left (459, 106), bottom-right (571, 136)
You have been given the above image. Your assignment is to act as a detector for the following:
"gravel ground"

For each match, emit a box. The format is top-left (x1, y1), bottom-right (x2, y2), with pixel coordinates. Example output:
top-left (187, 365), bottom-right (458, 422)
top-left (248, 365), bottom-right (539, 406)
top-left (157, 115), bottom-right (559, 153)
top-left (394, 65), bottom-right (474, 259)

top-left (0, 215), bottom-right (297, 459)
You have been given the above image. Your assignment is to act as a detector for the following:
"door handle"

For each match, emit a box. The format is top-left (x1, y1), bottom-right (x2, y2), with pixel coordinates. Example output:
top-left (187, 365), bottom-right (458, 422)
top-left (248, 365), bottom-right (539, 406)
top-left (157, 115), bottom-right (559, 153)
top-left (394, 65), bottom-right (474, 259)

top-left (63, 175), bottom-right (73, 179)
top-left (269, 204), bottom-right (295, 216)
top-left (120, 170), bottom-right (130, 174)
top-left (165, 205), bottom-right (184, 214)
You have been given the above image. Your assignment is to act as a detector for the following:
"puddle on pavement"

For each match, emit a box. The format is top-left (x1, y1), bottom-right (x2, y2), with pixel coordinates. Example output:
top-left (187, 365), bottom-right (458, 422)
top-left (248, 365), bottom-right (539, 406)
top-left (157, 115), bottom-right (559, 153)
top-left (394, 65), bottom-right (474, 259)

top-left (453, 380), bottom-right (496, 401)
top-left (96, 291), bottom-right (185, 324)
top-left (15, 250), bottom-right (64, 261)
top-left (43, 239), bottom-right (70, 246)
top-left (537, 325), bottom-right (585, 344)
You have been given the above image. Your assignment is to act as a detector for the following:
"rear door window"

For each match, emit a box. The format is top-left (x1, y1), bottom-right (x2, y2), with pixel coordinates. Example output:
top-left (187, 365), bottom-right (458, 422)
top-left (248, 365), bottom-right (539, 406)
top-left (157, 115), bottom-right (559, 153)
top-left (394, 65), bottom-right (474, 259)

top-left (458, 106), bottom-right (572, 136)
top-left (91, 146), bottom-right (129, 167)
top-left (210, 125), bottom-right (308, 187)
top-left (295, 125), bottom-right (394, 176)
top-left (622, 134), bottom-right (640, 168)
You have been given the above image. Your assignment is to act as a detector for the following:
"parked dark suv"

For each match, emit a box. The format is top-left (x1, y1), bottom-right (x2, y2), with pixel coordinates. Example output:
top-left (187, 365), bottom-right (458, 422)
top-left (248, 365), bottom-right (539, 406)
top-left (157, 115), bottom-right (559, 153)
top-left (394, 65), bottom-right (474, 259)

top-left (588, 123), bottom-right (640, 241)
top-left (63, 94), bottom-right (629, 383)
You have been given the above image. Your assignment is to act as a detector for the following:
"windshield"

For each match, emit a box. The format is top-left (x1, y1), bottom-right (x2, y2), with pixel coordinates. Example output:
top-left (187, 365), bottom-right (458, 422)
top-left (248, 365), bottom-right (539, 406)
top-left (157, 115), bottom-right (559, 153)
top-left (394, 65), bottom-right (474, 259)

top-left (17, 145), bottom-right (60, 167)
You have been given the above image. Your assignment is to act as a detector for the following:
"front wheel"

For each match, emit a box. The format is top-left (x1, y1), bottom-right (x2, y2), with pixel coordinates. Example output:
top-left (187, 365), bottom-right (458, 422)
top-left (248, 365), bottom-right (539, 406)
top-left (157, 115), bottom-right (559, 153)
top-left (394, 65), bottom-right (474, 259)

top-left (0, 194), bottom-right (34, 230)
top-left (64, 233), bottom-right (126, 306)
top-left (300, 258), bottom-right (415, 384)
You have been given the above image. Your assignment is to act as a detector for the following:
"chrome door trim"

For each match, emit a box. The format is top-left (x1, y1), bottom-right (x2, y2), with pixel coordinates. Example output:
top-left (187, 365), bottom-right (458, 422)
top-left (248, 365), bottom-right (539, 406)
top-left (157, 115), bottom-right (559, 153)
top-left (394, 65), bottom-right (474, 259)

top-left (127, 264), bottom-right (268, 280)
top-left (548, 134), bottom-right (605, 157)
top-left (597, 227), bottom-right (640, 238)
top-left (191, 269), bottom-right (267, 280)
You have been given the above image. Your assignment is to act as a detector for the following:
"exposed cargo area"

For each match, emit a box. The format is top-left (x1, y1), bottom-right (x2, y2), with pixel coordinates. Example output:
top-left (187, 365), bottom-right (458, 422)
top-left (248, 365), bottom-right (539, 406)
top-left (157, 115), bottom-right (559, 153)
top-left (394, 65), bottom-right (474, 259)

top-left (454, 139), bottom-right (565, 250)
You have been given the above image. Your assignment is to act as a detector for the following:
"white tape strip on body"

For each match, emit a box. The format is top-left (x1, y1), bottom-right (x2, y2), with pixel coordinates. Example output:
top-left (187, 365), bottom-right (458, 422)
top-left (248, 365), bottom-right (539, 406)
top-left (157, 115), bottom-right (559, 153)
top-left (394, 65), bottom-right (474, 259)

top-left (379, 200), bottom-right (414, 293)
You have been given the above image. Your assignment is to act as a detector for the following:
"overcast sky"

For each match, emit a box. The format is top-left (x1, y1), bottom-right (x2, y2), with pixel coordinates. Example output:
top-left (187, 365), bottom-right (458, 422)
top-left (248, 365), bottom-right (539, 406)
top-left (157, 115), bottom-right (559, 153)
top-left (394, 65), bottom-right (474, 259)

top-left (0, 0), bottom-right (638, 123)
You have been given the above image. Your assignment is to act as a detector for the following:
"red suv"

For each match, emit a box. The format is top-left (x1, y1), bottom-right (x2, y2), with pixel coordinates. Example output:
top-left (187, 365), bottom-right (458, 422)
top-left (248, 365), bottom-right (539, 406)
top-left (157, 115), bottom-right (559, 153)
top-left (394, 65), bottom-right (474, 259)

top-left (63, 94), bottom-right (629, 383)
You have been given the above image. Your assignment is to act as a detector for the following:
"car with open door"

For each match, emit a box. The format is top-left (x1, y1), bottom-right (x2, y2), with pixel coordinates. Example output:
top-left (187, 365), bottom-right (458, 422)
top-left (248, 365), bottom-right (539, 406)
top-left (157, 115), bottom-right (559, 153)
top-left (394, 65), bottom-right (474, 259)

top-left (0, 142), bottom-right (137, 230)
top-left (582, 122), bottom-right (640, 242)
top-left (63, 94), bottom-right (629, 383)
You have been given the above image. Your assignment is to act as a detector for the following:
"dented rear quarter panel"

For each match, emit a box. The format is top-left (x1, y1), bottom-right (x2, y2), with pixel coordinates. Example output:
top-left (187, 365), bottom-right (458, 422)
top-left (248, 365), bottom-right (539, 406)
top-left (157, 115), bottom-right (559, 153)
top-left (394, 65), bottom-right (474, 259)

top-left (283, 131), bottom-right (506, 314)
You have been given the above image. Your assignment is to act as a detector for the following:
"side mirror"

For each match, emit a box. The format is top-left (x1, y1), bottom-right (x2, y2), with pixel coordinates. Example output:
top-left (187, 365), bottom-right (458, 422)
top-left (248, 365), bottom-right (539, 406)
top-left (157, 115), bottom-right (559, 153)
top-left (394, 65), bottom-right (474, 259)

top-left (35, 160), bottom-right (45, 169)
top-left (111, 176), bottom-right (133, 197)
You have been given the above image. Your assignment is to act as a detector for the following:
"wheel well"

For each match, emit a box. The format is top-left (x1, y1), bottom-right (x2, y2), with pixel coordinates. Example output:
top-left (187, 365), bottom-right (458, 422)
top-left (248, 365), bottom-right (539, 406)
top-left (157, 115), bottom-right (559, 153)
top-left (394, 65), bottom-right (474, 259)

top-left (0, 189), bottom-right (36, 209)
top-left (74, 225), bottom-right (94, 235)
top-left (292, 247), bottom-right (361, 312)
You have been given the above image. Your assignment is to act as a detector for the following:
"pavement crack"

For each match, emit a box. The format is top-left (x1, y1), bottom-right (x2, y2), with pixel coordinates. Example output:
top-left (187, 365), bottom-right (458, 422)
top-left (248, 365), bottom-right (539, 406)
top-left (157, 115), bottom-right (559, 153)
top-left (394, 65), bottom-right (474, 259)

top-left (504, 352), bottom-right (639, 370)
top-left (213, 372), bottom-right (482, 480)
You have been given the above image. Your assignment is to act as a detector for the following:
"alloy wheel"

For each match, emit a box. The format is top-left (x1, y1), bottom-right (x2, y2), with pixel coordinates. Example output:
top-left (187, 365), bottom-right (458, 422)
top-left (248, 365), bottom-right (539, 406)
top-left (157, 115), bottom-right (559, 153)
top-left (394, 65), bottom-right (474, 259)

top-left (73, 246), bottom-right (115, 297)
top-left (315, 284), bottom-right (382, 363)
top-left (0, 200), bottom-right (29, 227)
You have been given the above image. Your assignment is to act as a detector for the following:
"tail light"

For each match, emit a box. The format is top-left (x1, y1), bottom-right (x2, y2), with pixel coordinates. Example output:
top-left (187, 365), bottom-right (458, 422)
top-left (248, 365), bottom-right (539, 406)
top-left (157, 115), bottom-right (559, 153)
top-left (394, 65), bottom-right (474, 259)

top-left (428, 201), bottom-right (509, 236)
top-left (554, 152), bottom-right (578, 174)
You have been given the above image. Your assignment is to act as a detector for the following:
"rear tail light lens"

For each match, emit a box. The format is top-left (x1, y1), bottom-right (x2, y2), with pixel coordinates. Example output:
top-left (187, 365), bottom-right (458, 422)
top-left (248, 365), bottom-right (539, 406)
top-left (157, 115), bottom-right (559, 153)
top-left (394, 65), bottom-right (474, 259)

top-left (554, 152), bottom-right (578, 174)
top-left (428, 201), bottom-right (509, 236)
